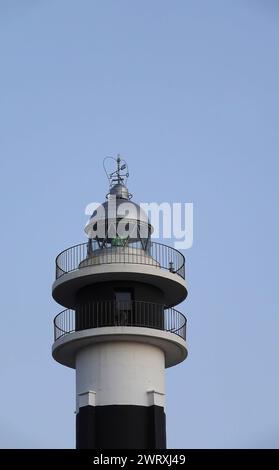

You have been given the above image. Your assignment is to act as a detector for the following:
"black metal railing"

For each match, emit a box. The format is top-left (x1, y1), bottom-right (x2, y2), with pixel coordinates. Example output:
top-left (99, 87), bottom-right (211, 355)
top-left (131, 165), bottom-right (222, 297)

top-left (55, 240), bottom-right (185, 279)
top-left (53, 300), bottom-right (186, 342)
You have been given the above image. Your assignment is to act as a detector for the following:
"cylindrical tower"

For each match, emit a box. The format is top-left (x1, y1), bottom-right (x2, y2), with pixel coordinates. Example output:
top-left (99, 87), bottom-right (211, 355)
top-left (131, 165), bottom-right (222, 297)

top-left (52, 157), bottom-right (188, 449)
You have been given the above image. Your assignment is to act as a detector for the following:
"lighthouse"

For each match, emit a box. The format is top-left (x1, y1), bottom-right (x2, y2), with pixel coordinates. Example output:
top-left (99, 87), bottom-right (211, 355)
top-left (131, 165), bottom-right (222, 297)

top-left (52, 156), bottom-right (188, 449)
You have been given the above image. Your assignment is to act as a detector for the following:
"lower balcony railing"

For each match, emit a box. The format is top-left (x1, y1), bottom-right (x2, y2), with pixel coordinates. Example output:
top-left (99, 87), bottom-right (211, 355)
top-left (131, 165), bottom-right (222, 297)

top-left (53, 300), bottom-right (186, 342)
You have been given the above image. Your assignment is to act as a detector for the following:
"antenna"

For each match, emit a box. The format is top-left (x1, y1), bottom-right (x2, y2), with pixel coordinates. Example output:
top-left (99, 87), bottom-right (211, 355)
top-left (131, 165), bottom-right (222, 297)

top-left (103, 154), bottom-right (130, 188)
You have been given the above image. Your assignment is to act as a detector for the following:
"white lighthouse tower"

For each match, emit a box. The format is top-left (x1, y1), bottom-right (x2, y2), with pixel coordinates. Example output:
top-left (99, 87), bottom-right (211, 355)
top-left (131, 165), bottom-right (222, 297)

top-left (52, 156), bottom-right (188, 449)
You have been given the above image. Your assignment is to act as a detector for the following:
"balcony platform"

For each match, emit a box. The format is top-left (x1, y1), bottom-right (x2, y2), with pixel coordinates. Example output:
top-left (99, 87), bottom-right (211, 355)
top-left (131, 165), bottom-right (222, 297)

top-left (52, 325), bottom-right (187, 369)
top-left (53, 262), bottom-right (187, 308)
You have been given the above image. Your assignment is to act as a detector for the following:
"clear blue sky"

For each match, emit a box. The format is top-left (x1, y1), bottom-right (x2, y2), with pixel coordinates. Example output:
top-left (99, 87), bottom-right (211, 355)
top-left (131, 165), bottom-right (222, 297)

top-left (0, 0), bottom-right (278, 448)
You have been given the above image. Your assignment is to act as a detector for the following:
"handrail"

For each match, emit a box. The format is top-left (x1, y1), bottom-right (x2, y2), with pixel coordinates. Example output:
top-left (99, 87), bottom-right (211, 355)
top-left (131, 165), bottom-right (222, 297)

top-left (55, 240), bottom-right (185, 280)
top-left (53, 300), bottom-right (187, 342)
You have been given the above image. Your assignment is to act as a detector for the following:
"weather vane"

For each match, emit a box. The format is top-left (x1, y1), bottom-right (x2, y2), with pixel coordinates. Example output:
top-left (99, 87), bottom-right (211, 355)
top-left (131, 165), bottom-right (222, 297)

top-left (103, 154), bottom-right (129, 188)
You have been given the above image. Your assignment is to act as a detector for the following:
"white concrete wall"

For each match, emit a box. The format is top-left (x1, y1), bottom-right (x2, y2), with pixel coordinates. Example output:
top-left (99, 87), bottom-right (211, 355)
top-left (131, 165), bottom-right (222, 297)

top-left (76, 341), bottom-right (165, 410)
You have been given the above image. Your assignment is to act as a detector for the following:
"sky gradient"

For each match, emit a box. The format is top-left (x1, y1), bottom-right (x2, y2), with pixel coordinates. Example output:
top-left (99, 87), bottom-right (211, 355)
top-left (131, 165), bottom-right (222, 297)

top-left (0, 0), bottom-right (278, 448)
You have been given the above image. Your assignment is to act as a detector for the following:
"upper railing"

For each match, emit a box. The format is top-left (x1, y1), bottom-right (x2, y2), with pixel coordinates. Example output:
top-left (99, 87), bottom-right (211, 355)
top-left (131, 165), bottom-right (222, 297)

top-left (53, 300), bottom-right (187, 342)
top-left (55, 240), bottom-right (185, 280)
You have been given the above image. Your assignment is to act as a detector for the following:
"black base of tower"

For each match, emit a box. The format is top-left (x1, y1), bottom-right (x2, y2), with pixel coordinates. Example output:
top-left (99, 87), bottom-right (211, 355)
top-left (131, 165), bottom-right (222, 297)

top-left (76, 405), bottom-right (166, 449)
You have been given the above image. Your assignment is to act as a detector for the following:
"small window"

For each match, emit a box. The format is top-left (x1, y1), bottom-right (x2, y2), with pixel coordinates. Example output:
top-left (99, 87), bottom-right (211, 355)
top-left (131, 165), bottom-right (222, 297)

top-left (115, 290), bottom-right (132, 304)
